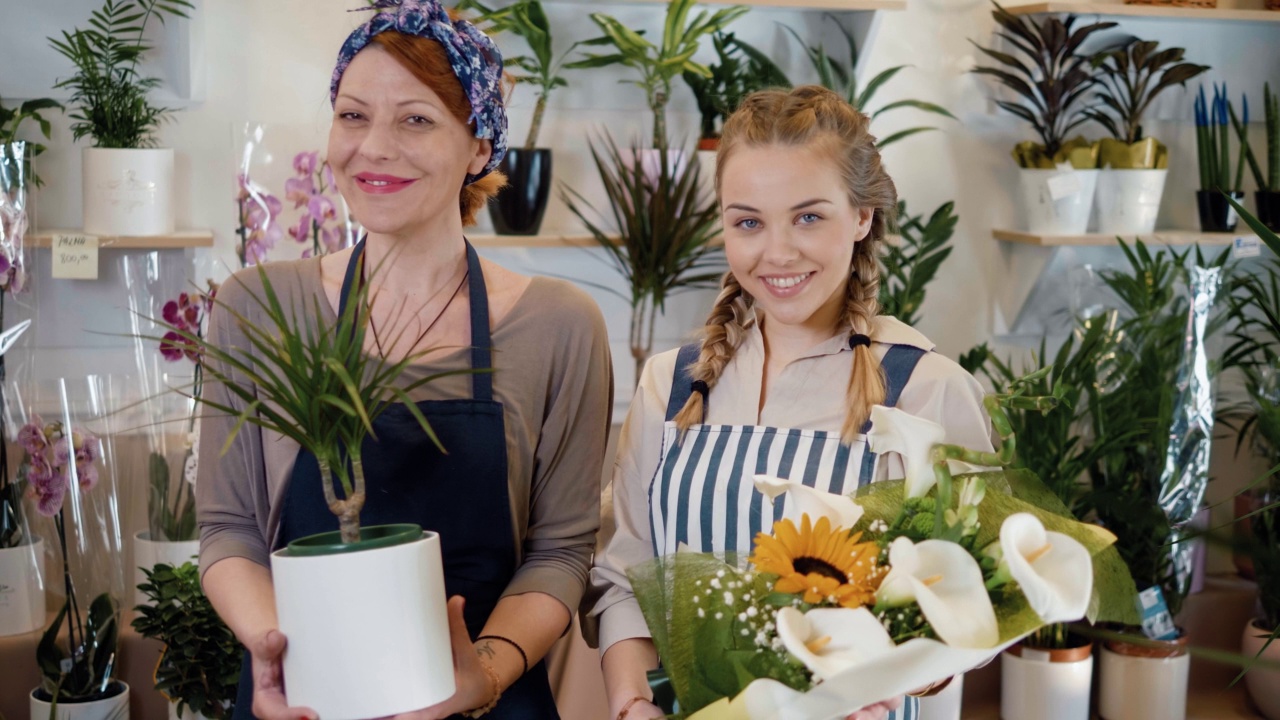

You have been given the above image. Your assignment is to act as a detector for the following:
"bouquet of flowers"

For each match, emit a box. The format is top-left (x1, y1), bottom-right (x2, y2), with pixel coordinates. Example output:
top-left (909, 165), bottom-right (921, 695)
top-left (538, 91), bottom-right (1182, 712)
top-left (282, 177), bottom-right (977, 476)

top-left (629, 382), bottom-right (1140, 720)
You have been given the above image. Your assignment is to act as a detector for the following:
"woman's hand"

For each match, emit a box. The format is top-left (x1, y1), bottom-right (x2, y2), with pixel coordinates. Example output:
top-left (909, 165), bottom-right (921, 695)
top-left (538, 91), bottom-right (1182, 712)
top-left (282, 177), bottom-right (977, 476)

top-left (845, 695), bottom-right (904, 720)
top-left (390, 597), bottom-right (499, 720)
top-left (247, 629), bottom-right (316, 720)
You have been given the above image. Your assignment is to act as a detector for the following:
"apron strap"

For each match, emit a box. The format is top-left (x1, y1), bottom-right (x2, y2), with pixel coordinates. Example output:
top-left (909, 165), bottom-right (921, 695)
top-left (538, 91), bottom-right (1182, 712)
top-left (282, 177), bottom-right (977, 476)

top-left (857, 344), bottom-right (928, 481)
top-left (664, 343), bottom-right (702, 422)
top-left (338, 237), bottom-right (494, 401)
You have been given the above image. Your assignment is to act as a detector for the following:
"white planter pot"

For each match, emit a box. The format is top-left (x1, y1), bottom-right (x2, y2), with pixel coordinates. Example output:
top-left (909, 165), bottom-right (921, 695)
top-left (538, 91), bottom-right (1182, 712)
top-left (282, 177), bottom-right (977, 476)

top-left (695, 149), bottom-right (718, 198)
top-left (0, 537), bottom-right (46, 636)
top-left (1017, 168), bottom-right (1098, 235)
top-left (132, 531), bottom-right (199, 613)
top-left (916, 672), bottom-right (963, 719)
top-left (1098, 634), bottom-right (1189, 720)
top-left (271, 529), bottom-right (453, 720)
top-left (1092, 169), bottom-right (1167, 235)
top-left (82, 147), bottom-right (175, 236)
top-left (1242, 618), bottom-right (1280, 719)
top-left (30, 681), bottom-right (130, 720)
top-left (1000, 641), bottom-right (1093, 720)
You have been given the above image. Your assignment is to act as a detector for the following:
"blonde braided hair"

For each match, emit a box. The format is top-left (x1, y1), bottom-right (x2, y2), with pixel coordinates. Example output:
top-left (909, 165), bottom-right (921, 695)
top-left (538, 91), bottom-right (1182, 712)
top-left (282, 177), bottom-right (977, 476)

top-left (673, 85), bottom-right (897, 444)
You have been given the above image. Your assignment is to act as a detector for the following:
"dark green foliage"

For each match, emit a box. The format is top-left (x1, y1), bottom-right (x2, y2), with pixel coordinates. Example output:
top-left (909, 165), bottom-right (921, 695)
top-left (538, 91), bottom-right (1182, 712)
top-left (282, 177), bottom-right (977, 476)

top-left (1086, 38), bottom-right (1208, 145)
top-left (147, 451), bottom-right (195, 542)
top-left (879, 201), bottom-right (957, 326)
top-left (0, 96), bottom-right (64, 187)
top-left (682, 32), bottom-right (789, 142)
top-left (37, 592), bottom-right (119, 703)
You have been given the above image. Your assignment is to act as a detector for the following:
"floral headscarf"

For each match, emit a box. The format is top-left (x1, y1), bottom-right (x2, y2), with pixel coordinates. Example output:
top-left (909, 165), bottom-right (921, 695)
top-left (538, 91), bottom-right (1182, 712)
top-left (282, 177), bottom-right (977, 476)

top-left (331, 0), bottom-right (508, 184)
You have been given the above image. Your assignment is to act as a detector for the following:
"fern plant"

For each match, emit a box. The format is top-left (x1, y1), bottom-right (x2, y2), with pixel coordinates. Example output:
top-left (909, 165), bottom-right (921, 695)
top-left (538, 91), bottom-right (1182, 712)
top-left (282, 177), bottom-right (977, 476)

top-left (48, 0), bottom-right (193, 148)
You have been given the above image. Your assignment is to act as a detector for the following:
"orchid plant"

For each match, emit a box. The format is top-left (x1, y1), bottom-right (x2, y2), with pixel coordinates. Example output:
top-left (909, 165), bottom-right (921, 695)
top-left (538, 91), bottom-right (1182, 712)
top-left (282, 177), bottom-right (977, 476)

top-left (0, 142), bottom-right (29, 552)
top-left (285, 151), bottom-right (351, 259)
top-left (628, 383), bottom-right (1139, 720)
top-left (235, 173), bottom-right (284, 267)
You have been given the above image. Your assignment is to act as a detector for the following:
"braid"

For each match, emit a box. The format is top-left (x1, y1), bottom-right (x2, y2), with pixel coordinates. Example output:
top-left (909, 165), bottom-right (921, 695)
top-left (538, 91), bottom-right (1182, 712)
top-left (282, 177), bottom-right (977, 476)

top-left (673, 272), bottom-right (751, 433)
top-left (841, 222), bottom-right (888, 443)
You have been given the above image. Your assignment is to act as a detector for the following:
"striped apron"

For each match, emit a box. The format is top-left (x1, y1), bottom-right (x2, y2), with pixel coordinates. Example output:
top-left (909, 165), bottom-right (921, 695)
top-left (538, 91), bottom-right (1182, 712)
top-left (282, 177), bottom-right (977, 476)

top-left (649, 341), bottom-right (928, 719)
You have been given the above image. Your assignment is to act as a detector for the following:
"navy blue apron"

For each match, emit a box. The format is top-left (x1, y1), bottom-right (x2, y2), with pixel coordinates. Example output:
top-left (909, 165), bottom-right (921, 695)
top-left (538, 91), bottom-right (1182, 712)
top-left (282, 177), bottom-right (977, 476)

top-left (233, 240), bottom-right (558, 719)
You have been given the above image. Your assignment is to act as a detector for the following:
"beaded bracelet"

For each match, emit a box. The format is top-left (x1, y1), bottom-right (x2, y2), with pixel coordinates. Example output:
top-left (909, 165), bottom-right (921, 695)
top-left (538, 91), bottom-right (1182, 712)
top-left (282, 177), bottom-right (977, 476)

top-left (461, 659), bottom-right (502, 718)
top-left (616, 695), bottom-right (651, 720)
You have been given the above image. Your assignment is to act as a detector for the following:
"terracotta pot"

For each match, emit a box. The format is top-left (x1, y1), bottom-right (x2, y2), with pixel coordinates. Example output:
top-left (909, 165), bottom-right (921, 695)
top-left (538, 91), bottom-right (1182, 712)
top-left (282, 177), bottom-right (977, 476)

top-left (1099, 629), bottom-right (1189, 720)
top-left (1001, 640), bottom-right (1094, 720)
top-left (697, 136), bottom-right (720, 152)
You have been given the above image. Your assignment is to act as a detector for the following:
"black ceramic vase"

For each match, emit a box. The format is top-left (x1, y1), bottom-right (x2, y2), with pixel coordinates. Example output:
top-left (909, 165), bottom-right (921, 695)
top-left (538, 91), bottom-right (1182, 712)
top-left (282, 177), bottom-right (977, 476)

top-left (1197, 190), bottom-right (1245, 232)
top-left (1256, 190), bottom-right (1280, 232)
top-left (489, 148), bottom-right (551, 235)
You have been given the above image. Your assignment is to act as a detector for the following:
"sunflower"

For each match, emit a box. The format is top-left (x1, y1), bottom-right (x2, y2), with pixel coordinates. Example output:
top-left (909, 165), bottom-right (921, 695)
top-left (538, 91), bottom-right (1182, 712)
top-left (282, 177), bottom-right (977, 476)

top-left (749, 514), bottom-right (884, 608)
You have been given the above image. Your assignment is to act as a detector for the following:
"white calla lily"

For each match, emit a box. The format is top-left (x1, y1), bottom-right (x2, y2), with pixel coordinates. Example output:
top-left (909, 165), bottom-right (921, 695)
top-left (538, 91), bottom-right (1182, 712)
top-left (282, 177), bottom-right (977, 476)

top-left (875, 537), bottom-right (999, 648)
top-left (775, 606), bottom-right (895, 682)
top-left (999, 512), bottom-right (1093, 623)
top-left (865, 406), bottom-right (946, 498)
top-left (753, 475), bottom-right (865, 530)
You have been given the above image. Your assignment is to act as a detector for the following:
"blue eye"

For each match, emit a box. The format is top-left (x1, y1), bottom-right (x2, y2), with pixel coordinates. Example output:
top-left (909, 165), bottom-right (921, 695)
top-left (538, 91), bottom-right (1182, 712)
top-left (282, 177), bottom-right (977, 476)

top-left (735, 218), bottom-right (761, 230)
top-left (798, 213), bottom-right (821, 224)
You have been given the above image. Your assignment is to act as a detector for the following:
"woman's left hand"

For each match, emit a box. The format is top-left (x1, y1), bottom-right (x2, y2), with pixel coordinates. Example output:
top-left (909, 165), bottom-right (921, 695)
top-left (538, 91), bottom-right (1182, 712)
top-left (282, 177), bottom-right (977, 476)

top-left (388, 596), bottom-right (500, 720)
top-left (845, 695), bottom-right (904, 720)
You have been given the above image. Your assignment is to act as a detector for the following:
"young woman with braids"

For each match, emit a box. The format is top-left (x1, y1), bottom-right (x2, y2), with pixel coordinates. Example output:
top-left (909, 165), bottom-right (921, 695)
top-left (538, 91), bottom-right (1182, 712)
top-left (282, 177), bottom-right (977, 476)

top-left (583, 86), bottom-right (995, 720)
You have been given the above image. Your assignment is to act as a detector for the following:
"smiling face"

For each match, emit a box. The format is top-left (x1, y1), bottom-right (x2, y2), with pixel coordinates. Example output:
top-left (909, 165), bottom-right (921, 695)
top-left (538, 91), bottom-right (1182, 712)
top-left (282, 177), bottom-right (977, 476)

top-left (719, 142), bottom-right (874, 337)
top-left (327, 43), bottom-right (491, 240)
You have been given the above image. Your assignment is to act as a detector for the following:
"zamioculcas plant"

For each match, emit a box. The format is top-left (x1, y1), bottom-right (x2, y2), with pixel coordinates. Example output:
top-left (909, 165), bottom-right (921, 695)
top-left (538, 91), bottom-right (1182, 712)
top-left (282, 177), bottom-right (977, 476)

top-left (785, 17), bottom-right (955, 148)
top-left (971, 1), bottom-right (1117, 168)
top-left (878, 201), bottom-right (957, 326)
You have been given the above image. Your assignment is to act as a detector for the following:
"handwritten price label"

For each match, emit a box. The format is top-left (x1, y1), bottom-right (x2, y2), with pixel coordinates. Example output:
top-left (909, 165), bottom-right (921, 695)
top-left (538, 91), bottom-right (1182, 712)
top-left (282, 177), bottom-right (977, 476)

top-left (52, 234), bottom-right (100, 280)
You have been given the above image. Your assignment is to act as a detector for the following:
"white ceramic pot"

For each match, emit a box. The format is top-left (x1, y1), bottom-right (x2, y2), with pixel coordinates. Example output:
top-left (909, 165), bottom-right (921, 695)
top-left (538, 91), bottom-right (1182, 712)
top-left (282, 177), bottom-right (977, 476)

top-left (1098, 633), bottom-right (1189, 720)
top-left (1092, 169), bottom-right (1167, 235)
top-left (695, 149), bottom-right (717, 198)
top-left (30, 681), bottom-right (130, 720)
top-left (132, 531), bottom-right (199, 613)
top-left (0, 536), bottom-right (46, 636)
top-left (916, 672), bottom-right (963, 719)
top-left (271, 528), bottom-right (453, 720)
top-left (1242, 618), bottom-right (1280, 719)
top-left (82, 147), bottom-right (175, 236)
top-left (1017, 168), bottom-right (1099, 235)
top-left (1000, 641), bottom-right (1093, 720)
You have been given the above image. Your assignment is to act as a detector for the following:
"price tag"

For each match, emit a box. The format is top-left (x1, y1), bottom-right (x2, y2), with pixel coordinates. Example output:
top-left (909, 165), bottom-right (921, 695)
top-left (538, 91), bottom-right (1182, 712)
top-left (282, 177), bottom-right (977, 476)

top-left (1137, 585), bottom-right (1178, 641)
top-left (1046, 172), bottom-right (1083, 201)
top-left (1234, 235), bottom-right (1262, 259)
top-left (52, 233), bottom-right (99, 280)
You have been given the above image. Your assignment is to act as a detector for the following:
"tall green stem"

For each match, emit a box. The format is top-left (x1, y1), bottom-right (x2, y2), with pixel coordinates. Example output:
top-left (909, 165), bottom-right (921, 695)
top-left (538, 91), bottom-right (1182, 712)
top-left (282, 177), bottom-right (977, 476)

top-left (526, 93), bottom-right (547, 150)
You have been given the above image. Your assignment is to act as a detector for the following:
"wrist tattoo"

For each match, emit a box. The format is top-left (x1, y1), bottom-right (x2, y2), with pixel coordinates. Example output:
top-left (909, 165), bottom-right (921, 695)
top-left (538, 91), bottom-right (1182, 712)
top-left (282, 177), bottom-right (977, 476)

top-left (475, 640), bottom-right (497, 662)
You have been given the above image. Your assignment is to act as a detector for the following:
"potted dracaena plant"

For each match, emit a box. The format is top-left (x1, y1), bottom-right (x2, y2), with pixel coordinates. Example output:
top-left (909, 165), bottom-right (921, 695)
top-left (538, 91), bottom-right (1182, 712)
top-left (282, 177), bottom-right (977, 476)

top-left (960, 320), bottom-right (1132, 720)
top-left (971, 1), bottom-right (1117, 235)
top-left (1085, 38), bottom-right (1208, 234)
top-left (457, 0), bottom-right (606, 235)
top-left (49, 0), bottom-right (192, 237)
top-left (133, 562), bottom-right (239, 720)
top-left (1082, 240), bottom-right (1228, 720)
top-left (148, 263), bottom-right (476, 719)
top-left (1232, 83), bottom-right (1280, 231)
top-left (1195, 84), bottom-right (1247, 232)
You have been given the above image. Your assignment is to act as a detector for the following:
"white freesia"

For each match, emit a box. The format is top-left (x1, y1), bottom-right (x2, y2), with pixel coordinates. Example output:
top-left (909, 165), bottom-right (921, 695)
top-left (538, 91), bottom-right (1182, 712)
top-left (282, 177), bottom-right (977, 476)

top-left (753, 475), bottom-right (864, 529)
top-left (775, 606), bottom-right (895, 682)
top-left (875, 537), bottom-right (999, 648)
top-left (998, 513), bottom-right (1093, 623)
top-left (865, 405), bottom-right (946, 498)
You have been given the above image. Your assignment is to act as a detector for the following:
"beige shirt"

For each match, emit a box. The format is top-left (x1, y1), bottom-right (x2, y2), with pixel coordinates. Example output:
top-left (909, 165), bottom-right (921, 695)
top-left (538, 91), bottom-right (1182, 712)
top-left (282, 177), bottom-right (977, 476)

top-left (196, 258), bottom-right (614, 614)
top-left (583, 314), bottom-right (995, 653)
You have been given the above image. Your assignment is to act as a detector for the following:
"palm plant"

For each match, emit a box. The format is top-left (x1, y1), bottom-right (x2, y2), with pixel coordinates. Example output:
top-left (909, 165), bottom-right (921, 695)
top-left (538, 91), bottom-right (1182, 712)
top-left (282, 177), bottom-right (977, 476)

top-left (683, 32), bottom-right (788, 146)
top-left (1085, 38), bottom-right (1208, 150)
top-left (970, 1), bottom-right (1117, 167)
top-left (573, 0), bottom-right (748, 149)
top-left (49, 0), bottom-right (193, 148)
top-left (0, 96), bottom-right (63, 187)
top-left (785, 17), bottom-right (955, 148)
top-left (562, 134), bottom-right (723, 385)
top-left (878, 201), bottom-right (956, 326)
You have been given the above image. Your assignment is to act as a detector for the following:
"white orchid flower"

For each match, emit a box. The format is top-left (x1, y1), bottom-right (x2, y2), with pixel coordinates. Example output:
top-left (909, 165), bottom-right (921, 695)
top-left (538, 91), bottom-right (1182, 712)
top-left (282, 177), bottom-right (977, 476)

top-left (865, 406), bottom-right (947, 498)
top-left (753, 475), bottom-right (865, 530)
top-left (997, 513), bottom-right (1093, 623)
top-left (875, 537), bottom-right (999, 648)
top-left (776, 606), bottom-right (895, 682)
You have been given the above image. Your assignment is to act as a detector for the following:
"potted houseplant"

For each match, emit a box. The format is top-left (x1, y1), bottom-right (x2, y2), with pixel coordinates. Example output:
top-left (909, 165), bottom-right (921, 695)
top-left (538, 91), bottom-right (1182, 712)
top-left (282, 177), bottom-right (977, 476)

top-left (1232, 83), bottom-right (1280, 231)
top-left (133, 562), bottom-right (239, 720)
top-left (1085, 38), bottom-right (1208, 234)
top-left (151, 264), bottom-right (461, 720)
top-left (971, 2), bottom-right (1116, 235)
top-left (1195, 84), bottom-right (1247, 232)
top-left (683, 32), bottom-right (788, 154)
top-left (879, 200), bottom-right (957, 326)
top-left (1, 95), bottom-right (63, 229)
top-left (459, 0), bottom-right (605, 235)
top-left (561, 133), bottom-right (722, 387)
top-left (1082, 240), bottom-right (1227, 720)
top-left (49, 0), bottom-right (193, 237)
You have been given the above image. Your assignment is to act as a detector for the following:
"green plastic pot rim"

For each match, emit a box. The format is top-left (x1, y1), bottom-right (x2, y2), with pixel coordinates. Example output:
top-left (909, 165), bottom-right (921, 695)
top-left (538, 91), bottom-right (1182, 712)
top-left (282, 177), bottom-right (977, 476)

top-left (280, 523), bottom-right (426, 557)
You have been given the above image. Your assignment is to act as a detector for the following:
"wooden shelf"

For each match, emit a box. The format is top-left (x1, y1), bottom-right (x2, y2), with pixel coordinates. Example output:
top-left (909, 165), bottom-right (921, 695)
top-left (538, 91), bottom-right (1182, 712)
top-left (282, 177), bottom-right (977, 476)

top-left (28, 229), bottom-right (214, 250)
top-left (993, 228), bottom-right (1246, 247)
top-left (544, 0), bottom-right (905, 9)
top-left (1003, 1), bottom-right (1280, 23)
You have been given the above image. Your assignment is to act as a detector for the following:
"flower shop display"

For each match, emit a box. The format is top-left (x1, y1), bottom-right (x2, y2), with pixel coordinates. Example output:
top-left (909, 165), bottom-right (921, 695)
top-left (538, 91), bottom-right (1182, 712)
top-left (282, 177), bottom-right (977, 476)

top-left (1195, 84), bottom-right (1247, 232)
top-left (627, 383), bottom-right (1139, 720)
top-left (1085, 39), bottom-right (1207, 234)
top-left (971, 2), bottom-right (1116, 234)
top-left (49, 0), bottom-right (194, 236)
top-left (9, 377), bottom-right (128, 720)
top-left (1232, 83), bottom-right (1280, 231)
top-left (133, 562), bottom-right (240, 720)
